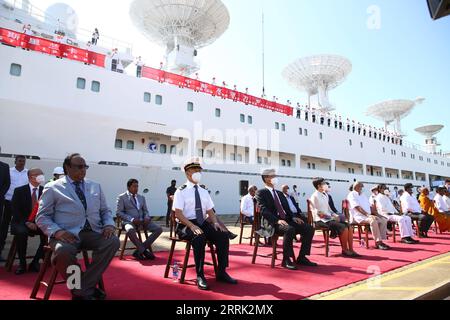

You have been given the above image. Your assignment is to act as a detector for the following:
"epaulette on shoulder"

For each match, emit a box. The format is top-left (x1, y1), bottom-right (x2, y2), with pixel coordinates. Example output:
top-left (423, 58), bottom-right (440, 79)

top-left (179, 184), bottom-right (187, 191)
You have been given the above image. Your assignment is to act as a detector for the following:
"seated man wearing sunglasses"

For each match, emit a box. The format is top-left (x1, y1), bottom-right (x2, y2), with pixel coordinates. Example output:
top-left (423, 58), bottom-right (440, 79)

top-left (36, 153), bottom-right (119, 300)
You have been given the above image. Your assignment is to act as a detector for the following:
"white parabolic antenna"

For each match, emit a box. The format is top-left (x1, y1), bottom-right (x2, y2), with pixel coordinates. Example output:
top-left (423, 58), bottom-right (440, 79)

top-left (365, 97), bottom-right (425, 136)
top-left (282, 55), bottom-right (352, 111)
top-left (415, 125), bottom-right (444, 154)
top-left (129, 0), bottom-right (230, 75)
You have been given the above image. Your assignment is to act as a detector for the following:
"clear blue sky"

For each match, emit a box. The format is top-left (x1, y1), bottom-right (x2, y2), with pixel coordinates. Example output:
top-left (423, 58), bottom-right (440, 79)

top-left (31, 0), bottom-right (450, 151)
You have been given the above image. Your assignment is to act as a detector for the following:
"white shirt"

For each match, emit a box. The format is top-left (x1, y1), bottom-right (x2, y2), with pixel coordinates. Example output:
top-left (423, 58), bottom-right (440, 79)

top-left (434, 194), bottom-right (449, 213)
top-left (347, 190), bottom-right (371, 223)
top-left (136, 59), bottom-right (144, 67)
top-left (265, 185), bottom-right (287, 216)
top-left (284, 194), bottom-right (298, 214)
top-left (173, 181), bottom-right (214, 220)
top-left (29, 183), bottom-right (39, 198)
top-left (375, 194), bottom-right (398, 218)
top-left (240, 194), bottom-right (254, 218)
top-left (310, 190), bottom-right (334, 223)
top-left (5, 167), bottom-right (28, 201)
top-left (400, 192), bottom-right (422, 214)
top-left (444, 195), bottom-right (450, 210)
top-left (290, 190), bottom-right (300, 204)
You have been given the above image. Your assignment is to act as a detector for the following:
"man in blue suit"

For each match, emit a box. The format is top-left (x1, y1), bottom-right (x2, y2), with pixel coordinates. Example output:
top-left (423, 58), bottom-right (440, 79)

top-left (36, 154), bottom-right (119, 300)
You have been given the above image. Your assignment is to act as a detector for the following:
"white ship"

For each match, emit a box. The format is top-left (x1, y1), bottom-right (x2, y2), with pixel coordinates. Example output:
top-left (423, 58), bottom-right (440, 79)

top-left (1, 0), bottom-right (449, 216)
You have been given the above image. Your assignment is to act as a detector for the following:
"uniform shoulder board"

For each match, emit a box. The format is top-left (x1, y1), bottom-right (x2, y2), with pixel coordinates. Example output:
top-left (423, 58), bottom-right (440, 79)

top-left (199, 185), bottom-right (207, 190)
top-left (179, 184), bottom-right (187, 191)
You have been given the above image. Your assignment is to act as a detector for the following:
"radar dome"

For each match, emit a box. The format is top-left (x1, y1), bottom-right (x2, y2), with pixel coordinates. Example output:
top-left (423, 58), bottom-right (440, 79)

top-left (45, 3), bottom-right (79, 38)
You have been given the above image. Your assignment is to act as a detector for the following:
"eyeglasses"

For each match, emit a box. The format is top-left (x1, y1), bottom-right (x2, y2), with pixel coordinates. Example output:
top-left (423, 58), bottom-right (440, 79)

top-left (71, 164), bottom-right (90, 170)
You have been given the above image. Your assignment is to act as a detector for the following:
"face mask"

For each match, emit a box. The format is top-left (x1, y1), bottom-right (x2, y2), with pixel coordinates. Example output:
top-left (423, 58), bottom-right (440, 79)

top-left (384, 190), bottom-right (391, 197)
top-left (191, 172), bottom-right (202, 184)
top-left (323, 184), bottom-right (329, 192)
top-left (270, 178), bottom-right (279, 186)
top-left (36, 175), bottom-right (45, 184)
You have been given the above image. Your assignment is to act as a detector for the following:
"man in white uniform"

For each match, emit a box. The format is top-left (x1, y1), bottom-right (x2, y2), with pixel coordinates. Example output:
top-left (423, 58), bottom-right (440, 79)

top-left (347, 182), bottom-right (390, 250)
top-left (434, 187), bottom-right (450, 214)
top-left (240, 185), bottom-right (257, 224)
top-left (375, 184), bottom-right (419, 244)
top-left (173, 158), bottom-right (237, 291)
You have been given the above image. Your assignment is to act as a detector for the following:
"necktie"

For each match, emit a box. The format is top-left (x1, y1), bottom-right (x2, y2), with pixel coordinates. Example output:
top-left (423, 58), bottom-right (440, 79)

top-left (273, 189), bottom-right (286, 219)
top-left (28, 188), bottom-right (38, 222)
top-left (74, 182), bottom-right (91, 231)
top-left (132, 194), bottom-right (137, 207)
top-left (194, 185), bottom-right (205, 225)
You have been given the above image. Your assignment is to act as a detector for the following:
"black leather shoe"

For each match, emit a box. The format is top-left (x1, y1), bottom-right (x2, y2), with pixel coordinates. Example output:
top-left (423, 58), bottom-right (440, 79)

top-left (93, 288), bottom-right (107, 300)
top-left (376, 242), bottom-right (390, 250)
top-left (28, 262), bottom-right (40, 273)
top-left (143, 249), bottom-right (155, 260)
top-left (401, 238), bottom-right (416, 245)
top-left (216, 272), bottom-right (238, 284)
top-left (296, 257), bottom-right (318, 267)
top-left (281, 259), bottom-right (298, 270)
top-left (228, 232), bottom-right (238, 240)
top-left (132, 250), bottom-right (146, 261)
top-left (196, 276), bottom-right (209, 291)
top-left (15, 265), bottom-right (27, 275)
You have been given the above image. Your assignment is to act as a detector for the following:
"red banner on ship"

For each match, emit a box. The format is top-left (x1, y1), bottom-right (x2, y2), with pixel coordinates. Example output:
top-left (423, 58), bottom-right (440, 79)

top-left (0, 27), bottom-right (105, 68)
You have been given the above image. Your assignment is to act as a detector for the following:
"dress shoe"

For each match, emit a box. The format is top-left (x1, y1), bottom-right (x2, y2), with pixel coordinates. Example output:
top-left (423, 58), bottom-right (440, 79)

top-left (228, 232), bottom-right (238, 240)
top-left (216, 272), bottom-right (238, 284)
top-left (143, 249), bottom-right (155, 260)
top-left (15, 265), bottom-right (27, 275)
top-left (196, 276), bottom-right (209, 291)
top-left (132, 250), bottom-right (146, 261)
top-left (28, 261), bottom-right (40, 273)
top-left (376, 242), bottom-right (390, 250)
top-left (296, 257), bottom-right (318, 267)
top-left (281, 259), bottom-right (298, 270)
top-left (401, 238), bottom-right (416, 245)
top-left (93, 288), bottom-right (107, 300)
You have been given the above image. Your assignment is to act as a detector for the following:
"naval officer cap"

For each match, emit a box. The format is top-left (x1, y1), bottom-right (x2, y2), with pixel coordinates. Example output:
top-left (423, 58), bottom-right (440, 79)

top-left (261, 168), bottom-right (277, 176)
top-left (183, 157), bottom-right (203, 172)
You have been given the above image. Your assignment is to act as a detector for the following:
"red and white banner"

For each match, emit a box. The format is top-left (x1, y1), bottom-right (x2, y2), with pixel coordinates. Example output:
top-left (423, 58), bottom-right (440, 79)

top-left (142, 66), bottom-right (293, 116)
top-left (0, 27), bottom-right (105, 67)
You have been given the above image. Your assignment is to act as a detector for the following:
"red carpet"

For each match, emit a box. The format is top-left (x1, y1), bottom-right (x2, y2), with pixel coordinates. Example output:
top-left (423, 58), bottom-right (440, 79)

top-left (1, 233), bottom-right (449, 300)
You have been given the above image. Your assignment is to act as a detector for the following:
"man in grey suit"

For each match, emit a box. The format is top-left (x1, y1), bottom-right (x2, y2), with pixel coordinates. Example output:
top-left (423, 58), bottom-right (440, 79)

top-left (36, 154), bottom-right (119, 300)
top-left (116, 179), bottom-right (162, 260)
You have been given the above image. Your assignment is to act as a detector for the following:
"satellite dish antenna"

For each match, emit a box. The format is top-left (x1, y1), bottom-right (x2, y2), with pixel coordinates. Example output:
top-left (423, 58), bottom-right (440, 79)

top-left (415, 125), bottom-right (444, 154)
top-left (282, 54), bottom-right (352, 112)
top-left (365, 97), bottom-right (425, 137)
top-left (129, 0), bottom-right (230, 75)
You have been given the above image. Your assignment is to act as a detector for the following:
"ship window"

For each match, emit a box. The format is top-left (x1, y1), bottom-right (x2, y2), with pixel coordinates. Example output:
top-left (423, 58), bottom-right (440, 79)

top-left (349, 139), bottom-right (352, 146)
top-left (248, 116), bottom-right (253, 124)
top-left (281, 159), bottom-right (286, 167)
top-left (76, 77), bottom-right (86, 89)
top-left (240, 114), bottom-right (245, 123)
top-left (187, 102), bottom-right (194, 112)
top-left (307, 163), bottom-right (311, 169)
top-left (275, 122), bottom-right (280, 130)
top-left (299, 128), bottom-right (303, 135)
top-left (10, 63), bottom-right (21, 77)
top-left (287, 160), bottom-right (292, 167)
top-left (170, 145), bottom-right (177, 155)
top-left (360, 142), bottom-right (363, 148)
top-left (281, 124), bottom-right (286, 132)
top-left (264, 157), bottom-right (269, 165)
top-left (312, 163), bottom-right (316, 170)
top-left (434, 160), bottom-right (438, 164)
top-left (155, 95), bottom-right (163, 105)
top-left (319, 132), bottom-right (323, 140)
top-left (237, 154), bottom-right (243, 162)
top-left (126, 140), bottom-right (135, 150)
top-left (206, 150), bottom-right (213, 158)
top-left (383, 147), bottom-right (386, 153)
top-left (198, 149), bottom-right (204, 157)
top-left (215, 108), bottom-right (221, 117)
top-left (230, 153), bottom-right (236, 161)
top-left (91, 81), bottom-right (100, 92)
top-left (144, 92), bottom-right (151, 103)
top-left (115, 139), bottom-right (123, 149)
top-left (304, 129), bottom-right (308, 136)
top-left (257, 156), bottom-right (262, 164)
top-left (160, 144), bottom-right (167, 154)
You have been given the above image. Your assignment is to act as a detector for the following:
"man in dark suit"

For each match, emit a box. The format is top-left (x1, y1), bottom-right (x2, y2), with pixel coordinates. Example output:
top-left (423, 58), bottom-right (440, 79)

top-left (255, 169), bottom-right (317, 270)
top-left (0, 161), bottom-right (10, 262)
top-left (11, 168), bottom-right (46, 275)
